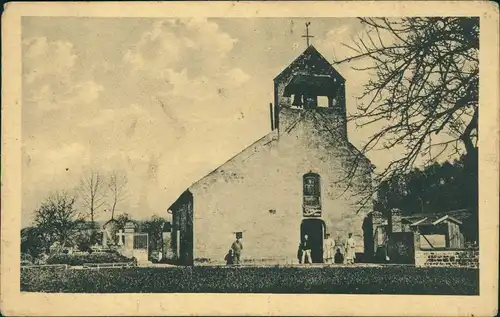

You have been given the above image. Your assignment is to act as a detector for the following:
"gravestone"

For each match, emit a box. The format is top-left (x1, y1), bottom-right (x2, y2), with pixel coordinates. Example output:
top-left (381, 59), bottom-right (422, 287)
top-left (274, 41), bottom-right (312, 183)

top-left (122, 222), bottom-right (135, 258)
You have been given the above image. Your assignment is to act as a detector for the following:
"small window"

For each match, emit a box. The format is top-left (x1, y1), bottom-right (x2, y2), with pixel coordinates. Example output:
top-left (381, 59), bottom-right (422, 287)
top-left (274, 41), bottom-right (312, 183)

top-left (236, 232), bottom-right (243, 239)
top-left (318, 96), bottom-right (329, 108)
top-left (303, 173), bottom-right (321, 196)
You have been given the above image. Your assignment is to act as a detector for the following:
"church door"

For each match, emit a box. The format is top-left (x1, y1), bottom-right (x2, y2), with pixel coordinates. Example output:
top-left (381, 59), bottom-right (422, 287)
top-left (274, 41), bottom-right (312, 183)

top-left (300, 219), bottom-right (325, 263)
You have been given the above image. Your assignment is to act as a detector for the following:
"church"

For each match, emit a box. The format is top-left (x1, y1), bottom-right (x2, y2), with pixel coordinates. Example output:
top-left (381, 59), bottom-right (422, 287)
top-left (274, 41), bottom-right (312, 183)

top-left (166, 43), bottom-right (374, 266)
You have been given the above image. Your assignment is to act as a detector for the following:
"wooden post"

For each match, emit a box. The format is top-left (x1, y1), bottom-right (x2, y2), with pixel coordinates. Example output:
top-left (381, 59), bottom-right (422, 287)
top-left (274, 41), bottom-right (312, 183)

top-left (269, 103), bottom-right (274, 130)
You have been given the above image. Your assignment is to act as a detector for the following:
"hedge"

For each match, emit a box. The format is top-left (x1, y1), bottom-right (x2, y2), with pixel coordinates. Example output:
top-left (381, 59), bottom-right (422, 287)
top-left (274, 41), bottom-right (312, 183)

top-left (21, 265), bottom-right (479, 294)
top-left (46, 252), bottom-right (132, 266)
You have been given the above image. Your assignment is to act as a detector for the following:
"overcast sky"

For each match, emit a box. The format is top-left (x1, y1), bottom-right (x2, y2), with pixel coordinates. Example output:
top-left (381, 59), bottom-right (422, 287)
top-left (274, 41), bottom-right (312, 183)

top-left (21, 17), bottom-right (437, 227)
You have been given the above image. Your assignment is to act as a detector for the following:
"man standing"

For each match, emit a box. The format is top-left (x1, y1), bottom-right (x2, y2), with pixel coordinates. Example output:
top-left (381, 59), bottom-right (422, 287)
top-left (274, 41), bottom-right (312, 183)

top-left (231, 237), bottom-right (243, 265)
top-left (323, 234), bottom-right (334, 264)
top-left (345, 233), bottom-right (356, 264)
top-left (300, 234), bottom-right (312, 264)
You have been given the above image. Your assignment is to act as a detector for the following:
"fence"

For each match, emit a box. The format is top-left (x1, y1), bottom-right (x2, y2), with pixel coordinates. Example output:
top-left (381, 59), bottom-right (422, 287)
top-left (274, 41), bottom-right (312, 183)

top-left (82, 262), bottom-right (135, 270)
top-left (21, 264), bottom-right (69, 270)
top-left (133, 233), bottom-right (148, 250)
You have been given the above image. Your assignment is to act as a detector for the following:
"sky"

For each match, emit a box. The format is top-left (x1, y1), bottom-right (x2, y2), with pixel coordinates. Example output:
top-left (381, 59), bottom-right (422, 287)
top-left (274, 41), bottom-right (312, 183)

top-left (20, 17), bottom-right (436, 227)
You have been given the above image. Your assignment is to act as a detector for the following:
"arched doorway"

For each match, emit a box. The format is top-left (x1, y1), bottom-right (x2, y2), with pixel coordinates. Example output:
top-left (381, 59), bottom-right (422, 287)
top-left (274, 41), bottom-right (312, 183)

top-left (300, 219), bottom-right (326, 263)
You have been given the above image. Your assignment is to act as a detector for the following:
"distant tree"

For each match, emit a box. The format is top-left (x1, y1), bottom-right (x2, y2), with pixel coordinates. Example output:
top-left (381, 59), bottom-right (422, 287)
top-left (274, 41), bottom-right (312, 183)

top-left (21, 226), bottom-right (47, 258)
top-left (374, 154), bottom-right (478, 241)
top-left (78, 170), bottom-right (107, 223)
top-left (334, 17), bottom-right (479, 209)
top-left (34, 191), bottom-right (84, 249)
top-left (375, 155), bottom-right (476, 214)
top-left (106, 171), bottom-right (128, 220)
top-left (140, 215), bottom-right (166, 254)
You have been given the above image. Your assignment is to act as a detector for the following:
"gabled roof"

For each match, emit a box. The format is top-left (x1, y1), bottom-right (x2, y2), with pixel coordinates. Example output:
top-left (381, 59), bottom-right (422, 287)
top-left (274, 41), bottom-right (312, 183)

top-left (404, 209), bottom-right (471, 227)
top-left (168, 131), bottom-right (279, 211)
top-left (274, 45), bottom-right (345, 83)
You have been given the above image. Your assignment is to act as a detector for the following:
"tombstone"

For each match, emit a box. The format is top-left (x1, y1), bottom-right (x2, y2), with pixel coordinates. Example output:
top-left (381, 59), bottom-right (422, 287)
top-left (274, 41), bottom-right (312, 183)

top-left (101, 230), bottom-right (108, 247)
top-left (103, 219), bottom-right (118, 245)
top-left (122, 221), bottom-right (136, 258)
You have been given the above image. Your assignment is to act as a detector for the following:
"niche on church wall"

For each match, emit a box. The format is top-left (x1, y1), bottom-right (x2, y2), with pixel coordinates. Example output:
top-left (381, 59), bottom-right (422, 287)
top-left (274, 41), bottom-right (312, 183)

top-left (303, 172), bottom-right (322, 217)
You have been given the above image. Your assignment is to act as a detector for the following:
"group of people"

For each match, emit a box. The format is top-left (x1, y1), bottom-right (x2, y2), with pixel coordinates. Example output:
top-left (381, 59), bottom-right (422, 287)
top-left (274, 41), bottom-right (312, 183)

top-left (224, 233), bottom-right (357, 265)
top-left (298, 233), bottom-right (356, 264)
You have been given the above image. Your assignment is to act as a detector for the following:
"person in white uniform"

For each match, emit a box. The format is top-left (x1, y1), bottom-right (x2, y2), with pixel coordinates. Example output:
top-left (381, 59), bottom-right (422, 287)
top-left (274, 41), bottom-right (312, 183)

top-left (323, 234), bottom-right (335, 264)
top-left (345, 233), bottom-right (356, 264)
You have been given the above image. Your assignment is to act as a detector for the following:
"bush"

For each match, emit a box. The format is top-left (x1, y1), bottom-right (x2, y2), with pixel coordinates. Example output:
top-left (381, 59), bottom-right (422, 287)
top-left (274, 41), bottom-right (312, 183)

top-left (21, 253), bottom-right (34, 264)
top-left (21, 260), bottom-right (33, 266)
top-left (46, 252), bottom-right (132, 266)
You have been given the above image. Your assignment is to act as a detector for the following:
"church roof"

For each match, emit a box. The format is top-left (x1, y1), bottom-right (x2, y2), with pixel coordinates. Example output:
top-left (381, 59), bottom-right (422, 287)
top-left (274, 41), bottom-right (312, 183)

top-left (167, 131), bottom-right (279, 211)
top-left (274, 45), bottom-right (345, 83)
top-left (166, 110), bottom-right (372, 210)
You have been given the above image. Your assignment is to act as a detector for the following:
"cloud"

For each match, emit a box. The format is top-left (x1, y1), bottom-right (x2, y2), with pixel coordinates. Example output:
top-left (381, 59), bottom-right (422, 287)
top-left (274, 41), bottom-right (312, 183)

top-left (123, 18), bottom-right (250, 105)
top-left (124, 18), bottom-right (237, 74)
top-left (23, 37), bottom-right (77, 84)
top-left (23, 37), bottom-right (104, 113)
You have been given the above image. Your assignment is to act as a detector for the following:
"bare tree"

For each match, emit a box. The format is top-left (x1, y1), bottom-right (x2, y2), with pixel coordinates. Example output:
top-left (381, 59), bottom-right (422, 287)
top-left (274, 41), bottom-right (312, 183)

top-left (34, 191), bottom-right (84, 249)
top-left (333, 17), bottom-right (479, 210)
top-left (107, 170), bottom-right (128, 220)
top-left (78, 170), bottom-right (107, 223)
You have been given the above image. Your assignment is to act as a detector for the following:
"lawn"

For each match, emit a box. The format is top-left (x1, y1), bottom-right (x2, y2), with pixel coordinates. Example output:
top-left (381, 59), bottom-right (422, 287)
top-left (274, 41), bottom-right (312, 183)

top-left (21, 265), bottom-right (479, 294)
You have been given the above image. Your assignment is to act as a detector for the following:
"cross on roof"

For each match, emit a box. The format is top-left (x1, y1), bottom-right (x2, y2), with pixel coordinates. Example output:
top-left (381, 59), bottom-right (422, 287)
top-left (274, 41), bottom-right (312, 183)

top-left (302, 22), bottom-right (314, 47)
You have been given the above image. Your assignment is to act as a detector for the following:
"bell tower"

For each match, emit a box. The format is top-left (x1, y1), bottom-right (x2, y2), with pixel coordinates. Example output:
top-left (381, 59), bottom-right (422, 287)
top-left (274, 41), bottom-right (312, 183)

top-left (271, 32), bottom-right (347, 137)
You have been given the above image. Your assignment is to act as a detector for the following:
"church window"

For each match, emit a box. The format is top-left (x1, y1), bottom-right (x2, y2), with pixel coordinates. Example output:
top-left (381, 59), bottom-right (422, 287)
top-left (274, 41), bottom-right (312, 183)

top-left (303, 172), bottom-right (321, 207)
top-left (236, 232), bottom-right (243, 239)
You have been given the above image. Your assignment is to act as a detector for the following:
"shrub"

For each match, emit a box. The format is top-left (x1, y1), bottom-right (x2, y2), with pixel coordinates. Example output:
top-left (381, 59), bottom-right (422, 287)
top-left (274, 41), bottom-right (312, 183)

top-left (21, 260), bottom-right (33, 266)
top-left (46, 252), bottom-right (132, 266)
top-left (21, 253), bottom-right (34, 263)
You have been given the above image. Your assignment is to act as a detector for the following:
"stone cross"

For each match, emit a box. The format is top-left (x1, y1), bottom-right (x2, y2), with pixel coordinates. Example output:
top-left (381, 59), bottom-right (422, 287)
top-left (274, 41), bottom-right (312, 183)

top-left (302, 22), bottom-right (314, 47)
top-left (116, 229), bottom-right (125, 246)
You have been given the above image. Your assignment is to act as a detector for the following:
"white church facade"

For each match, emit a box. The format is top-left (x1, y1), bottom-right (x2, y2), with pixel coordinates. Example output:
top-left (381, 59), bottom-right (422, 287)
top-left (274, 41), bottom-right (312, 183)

top-left (167, 45), bottom-right (374, 265)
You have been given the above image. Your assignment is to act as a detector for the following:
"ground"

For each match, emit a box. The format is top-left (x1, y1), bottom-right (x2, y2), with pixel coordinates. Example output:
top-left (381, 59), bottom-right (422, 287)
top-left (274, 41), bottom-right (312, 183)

top-left (21, 265), bottom-right (479, 294)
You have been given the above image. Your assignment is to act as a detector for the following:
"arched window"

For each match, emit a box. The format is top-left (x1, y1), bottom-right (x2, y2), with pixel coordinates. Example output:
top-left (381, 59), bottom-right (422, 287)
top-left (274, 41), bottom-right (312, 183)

top-left (303, 172), bottom-right (321, 217)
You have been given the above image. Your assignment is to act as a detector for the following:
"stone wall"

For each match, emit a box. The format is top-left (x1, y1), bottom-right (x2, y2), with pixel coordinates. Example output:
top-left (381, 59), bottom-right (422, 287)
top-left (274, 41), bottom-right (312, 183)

top-left (415, 249), bottom-right (479, 268)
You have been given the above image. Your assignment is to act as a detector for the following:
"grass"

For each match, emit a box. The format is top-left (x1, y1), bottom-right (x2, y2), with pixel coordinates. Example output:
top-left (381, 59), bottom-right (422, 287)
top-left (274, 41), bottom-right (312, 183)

top-left (21, 265), bottom-right (479, 294)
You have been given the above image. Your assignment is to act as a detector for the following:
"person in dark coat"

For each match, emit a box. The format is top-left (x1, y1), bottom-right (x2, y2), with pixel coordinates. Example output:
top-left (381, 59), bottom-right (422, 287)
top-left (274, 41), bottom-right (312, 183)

top-left (334, 248), bottom-right (344, 264)
top-left (224, 249), bottom-right (234, 265)
top-left (300, 234), bottom-right (312, 264)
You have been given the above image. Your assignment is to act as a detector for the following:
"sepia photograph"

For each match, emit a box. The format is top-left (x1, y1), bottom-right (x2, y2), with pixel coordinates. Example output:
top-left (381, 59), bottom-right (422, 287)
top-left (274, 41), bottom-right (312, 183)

top-left (1, 1), bottom-right (498, 316)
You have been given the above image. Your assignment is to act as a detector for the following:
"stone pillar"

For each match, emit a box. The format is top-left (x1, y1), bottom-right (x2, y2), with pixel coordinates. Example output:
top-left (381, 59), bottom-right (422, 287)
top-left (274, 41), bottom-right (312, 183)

top-left (391, 208), bottom-right (403, 233)
top-left (413, 229), bottom-right (421, 250)
top-left (123, 221), bottom-right (135, 258)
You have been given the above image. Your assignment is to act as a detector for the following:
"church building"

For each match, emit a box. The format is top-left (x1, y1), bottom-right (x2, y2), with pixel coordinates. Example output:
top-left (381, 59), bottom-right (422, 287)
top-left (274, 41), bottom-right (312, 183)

top-left (167, 44), bottom-right (374, 266)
